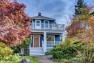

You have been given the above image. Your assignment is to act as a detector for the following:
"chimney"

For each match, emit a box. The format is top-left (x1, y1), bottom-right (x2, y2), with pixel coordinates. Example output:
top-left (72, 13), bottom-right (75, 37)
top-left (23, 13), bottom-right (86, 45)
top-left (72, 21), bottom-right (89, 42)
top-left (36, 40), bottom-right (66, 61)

top-left (38, 12), bottom-right (41, 16)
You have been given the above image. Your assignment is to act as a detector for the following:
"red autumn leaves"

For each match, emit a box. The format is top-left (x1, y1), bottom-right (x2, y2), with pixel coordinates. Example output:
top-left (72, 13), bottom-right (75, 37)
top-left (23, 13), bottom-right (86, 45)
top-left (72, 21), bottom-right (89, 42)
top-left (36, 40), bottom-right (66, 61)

top-left (0, 0), bottom-right (31, 46)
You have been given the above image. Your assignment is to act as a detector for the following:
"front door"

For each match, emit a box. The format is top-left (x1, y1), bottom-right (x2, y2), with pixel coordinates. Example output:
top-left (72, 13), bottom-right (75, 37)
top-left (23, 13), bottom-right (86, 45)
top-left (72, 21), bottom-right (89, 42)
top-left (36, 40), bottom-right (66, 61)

top-left (34, 35), bottom-right (40, 47)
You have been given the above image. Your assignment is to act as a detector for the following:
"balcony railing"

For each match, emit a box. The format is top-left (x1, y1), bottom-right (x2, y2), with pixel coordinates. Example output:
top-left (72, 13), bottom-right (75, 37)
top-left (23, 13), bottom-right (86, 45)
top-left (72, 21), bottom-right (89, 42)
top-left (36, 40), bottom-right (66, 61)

top-left (30, 23), bottom-right (65, 30)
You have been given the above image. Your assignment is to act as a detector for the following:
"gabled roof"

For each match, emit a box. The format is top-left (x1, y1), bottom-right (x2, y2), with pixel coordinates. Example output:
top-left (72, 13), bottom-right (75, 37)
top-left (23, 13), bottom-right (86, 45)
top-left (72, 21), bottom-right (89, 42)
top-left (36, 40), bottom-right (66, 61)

top-left (31, 13), bottom-right (55, 20)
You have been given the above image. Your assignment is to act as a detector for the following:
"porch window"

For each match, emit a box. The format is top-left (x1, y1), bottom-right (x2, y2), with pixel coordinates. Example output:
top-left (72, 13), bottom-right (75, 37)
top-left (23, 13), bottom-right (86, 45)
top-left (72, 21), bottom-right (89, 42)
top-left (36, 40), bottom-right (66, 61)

top-left (47, 35), bottom-right (54, 41)
top-left (47, 35), bottom-right (54, 47)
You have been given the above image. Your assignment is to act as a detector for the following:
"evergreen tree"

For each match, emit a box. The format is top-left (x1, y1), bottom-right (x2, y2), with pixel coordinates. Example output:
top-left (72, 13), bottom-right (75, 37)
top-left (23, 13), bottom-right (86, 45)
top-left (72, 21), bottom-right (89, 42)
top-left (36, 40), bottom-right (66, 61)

top-left (74, 0), bottom-right (87, 16)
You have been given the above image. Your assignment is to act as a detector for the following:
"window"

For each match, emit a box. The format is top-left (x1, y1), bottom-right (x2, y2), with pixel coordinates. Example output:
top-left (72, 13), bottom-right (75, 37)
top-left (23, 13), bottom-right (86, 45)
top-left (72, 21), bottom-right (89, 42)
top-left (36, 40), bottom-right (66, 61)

top-left (41, 21), bottom-right (44, 29)
top-left (36, 21), bottom-right (40, 26)
top-left (47, 35), bottom-right (54, 41)
top-left (45, 21), bottom-right (49, 28)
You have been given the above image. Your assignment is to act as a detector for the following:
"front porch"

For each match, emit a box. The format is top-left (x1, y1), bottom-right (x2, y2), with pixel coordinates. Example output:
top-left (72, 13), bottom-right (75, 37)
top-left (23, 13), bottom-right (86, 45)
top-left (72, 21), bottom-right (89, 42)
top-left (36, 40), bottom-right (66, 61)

top-left (29, 32), bottom-right (64, 56)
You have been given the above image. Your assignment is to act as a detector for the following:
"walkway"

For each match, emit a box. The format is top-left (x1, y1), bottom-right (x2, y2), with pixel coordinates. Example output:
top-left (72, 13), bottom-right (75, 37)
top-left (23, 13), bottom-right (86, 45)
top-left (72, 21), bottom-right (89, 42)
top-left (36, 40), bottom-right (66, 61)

top-left (35, 55), bottom-right (54, 63)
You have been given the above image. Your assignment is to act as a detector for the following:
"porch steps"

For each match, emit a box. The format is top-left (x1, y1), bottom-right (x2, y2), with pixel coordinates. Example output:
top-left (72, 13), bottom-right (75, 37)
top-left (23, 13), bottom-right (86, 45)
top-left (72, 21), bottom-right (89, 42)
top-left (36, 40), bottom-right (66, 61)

top-left (29, 47), bottom-right (45, 56)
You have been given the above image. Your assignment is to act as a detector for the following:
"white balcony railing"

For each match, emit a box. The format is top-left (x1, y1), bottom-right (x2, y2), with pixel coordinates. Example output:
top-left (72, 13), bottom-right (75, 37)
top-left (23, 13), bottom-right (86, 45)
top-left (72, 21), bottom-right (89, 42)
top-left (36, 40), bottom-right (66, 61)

top-left (30, 23), bottom-right (65, 30)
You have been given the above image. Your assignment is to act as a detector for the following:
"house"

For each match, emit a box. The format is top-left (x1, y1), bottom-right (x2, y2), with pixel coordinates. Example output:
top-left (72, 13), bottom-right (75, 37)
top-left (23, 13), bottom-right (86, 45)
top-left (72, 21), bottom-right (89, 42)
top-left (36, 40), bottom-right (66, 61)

top-left (29, 13), bottom-right (65, 56)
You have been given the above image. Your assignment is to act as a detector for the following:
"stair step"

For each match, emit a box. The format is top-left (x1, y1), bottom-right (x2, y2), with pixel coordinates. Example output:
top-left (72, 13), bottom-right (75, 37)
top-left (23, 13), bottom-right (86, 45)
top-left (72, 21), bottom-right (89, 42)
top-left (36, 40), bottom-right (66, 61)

top-left (30, 47), bottom-right (42, 49)
top-left (30, 53), bottom-right (44, 56)
top-left (29, 47), bottom-right (44, 56)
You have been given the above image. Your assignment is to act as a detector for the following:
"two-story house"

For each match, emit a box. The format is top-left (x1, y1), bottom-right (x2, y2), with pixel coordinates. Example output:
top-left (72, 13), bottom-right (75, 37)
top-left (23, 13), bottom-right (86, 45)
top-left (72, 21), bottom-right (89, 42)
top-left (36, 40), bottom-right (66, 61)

top-left (29, 13), bottom-right (65, 56)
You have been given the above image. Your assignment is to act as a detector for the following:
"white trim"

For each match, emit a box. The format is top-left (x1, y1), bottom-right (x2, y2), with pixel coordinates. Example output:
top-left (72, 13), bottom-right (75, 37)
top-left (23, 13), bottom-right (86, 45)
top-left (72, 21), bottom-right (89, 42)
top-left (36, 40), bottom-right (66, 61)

top-left (40, 20), bottom-right (41, 29)
top-left (44, 20), bottom-right (45, 29)
top-left (44, 32), bottom-right (47, 52)
top-left (48, 21), bottom-right (50, 29)
top-left (62, 33), bottom-right (64, 41)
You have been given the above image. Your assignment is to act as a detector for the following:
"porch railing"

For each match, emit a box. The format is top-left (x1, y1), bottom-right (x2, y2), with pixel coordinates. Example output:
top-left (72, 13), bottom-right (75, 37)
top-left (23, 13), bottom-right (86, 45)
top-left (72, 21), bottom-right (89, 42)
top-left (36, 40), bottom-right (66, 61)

top-left (47, 41), bottom-right (60, 47)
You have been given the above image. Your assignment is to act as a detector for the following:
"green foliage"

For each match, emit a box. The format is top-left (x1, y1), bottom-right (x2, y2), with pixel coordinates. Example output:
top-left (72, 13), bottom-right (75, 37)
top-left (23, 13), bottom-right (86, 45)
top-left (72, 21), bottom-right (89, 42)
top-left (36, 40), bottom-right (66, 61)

top-left (74, 0), bottom-right (87, 16)
top-left (11, 37), bottom-right (31, 54)
top-left (77, 43), bottom-right (94, 63)
top-left (0, 42), bottom-right (13, 60)
top-left (52, 41), bottom-right (94, 63)
top-left (0, 54), bottom-right (38, 63)
top-left (19, 37), bottom-right (31, 48)
top-left (11, 45), bottom-right (21, 53)
top-left (50, 38), bottom-right (83, 59)
top-left (0, 54), bottom-right (21, 63)
top-left (0, 43), bottom-right (21, 63)
top-left (50, 45), bottom-right (63, 59)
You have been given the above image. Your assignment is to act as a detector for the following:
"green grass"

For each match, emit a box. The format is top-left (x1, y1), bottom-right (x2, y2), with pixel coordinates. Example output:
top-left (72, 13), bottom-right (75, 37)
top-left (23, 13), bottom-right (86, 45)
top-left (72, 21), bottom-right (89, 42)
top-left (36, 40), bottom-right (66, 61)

top-left (21, 56), bottom-right (38, 63)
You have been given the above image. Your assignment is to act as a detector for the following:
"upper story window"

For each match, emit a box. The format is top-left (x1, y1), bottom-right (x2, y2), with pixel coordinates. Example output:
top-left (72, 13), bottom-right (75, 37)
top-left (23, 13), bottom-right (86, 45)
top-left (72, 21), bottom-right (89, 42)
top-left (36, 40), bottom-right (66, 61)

top-left (36, 21), bottom-right (40, 26)
top-left (41, 20), bottom-right (44, 29)
top-left (45, 21), bottom-right (49, 28)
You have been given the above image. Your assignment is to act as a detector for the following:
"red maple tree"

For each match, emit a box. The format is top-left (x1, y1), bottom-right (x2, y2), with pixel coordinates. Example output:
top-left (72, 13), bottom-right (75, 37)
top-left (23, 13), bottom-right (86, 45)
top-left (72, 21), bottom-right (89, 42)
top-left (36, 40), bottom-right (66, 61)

top-left (0, 0), bottom-right (31, 46)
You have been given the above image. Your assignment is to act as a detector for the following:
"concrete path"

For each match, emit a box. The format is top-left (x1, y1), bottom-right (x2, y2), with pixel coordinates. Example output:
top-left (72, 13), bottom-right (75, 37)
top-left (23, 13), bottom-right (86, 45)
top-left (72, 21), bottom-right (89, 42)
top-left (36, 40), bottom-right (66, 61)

top-left (35, 55), bottom-right (54, 63)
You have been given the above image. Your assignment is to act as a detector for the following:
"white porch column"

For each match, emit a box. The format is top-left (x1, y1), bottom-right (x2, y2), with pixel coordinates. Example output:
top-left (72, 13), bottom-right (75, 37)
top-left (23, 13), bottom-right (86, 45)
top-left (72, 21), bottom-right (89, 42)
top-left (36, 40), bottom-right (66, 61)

top-left (29, 35), bottom-right (32, 56)
top-left (44, 32), bottom-right (47, 52)
top-left (62, 32), bottom-right (65, 42)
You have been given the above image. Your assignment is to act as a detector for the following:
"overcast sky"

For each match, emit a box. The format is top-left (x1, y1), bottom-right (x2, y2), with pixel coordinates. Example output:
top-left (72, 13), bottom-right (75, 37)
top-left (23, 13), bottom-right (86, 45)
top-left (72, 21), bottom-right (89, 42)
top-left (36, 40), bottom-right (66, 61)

top-left (17, 0), bottom-right (94, 26)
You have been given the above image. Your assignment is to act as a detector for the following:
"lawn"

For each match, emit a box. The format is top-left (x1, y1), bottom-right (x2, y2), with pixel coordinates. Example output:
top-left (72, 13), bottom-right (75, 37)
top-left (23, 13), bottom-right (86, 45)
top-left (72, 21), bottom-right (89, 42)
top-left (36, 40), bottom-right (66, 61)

top-left (21, 56), bottom-right (38, 63)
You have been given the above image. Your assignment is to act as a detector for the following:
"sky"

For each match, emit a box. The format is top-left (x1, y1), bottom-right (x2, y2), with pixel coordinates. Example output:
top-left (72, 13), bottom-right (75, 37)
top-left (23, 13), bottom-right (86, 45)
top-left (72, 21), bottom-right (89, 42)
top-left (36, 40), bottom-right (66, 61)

top-left (16, 0), bottom-right (94, 26)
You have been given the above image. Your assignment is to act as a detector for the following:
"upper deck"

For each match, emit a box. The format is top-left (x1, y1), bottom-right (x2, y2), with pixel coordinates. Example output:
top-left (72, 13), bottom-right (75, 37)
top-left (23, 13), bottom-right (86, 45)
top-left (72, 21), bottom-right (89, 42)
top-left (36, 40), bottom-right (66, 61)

top-left (30, 13), bottom-right (65, 32)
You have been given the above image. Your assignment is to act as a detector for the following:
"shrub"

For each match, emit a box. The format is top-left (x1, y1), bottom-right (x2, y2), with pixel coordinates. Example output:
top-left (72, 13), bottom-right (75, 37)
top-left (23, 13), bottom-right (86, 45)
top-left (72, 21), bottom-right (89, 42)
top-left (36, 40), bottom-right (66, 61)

top-left (0, 42), bottom-right (13, 60)
top-left (76, 42), bottom-right (94, 63)
top-left (50, 45), bottom-right (63, 59)
top-left (0, 54), bottom-right (21, 63)
top-left (49, 38), bottom-right (83, 59)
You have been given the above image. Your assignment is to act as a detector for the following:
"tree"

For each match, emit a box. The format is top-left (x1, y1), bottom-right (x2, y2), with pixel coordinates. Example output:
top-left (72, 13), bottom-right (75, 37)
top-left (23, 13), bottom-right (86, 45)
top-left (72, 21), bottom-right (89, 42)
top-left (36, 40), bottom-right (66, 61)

top-left (74, 0), bottom-right (87, 16)
top-left (67, 6), bottom-right (94, 43)
top-left (0, 0), bottom-right (31, 46)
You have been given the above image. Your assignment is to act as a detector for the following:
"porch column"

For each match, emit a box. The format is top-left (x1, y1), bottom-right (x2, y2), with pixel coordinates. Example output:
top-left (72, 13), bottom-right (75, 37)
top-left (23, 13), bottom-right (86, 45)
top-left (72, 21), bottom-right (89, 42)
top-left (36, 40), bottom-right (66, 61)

top-left (44, 32), bottom-right (47, 52)
top-left (62, 32), bottom-right (64, 42)
top-left (29, 35), bottom-right (32, 56)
